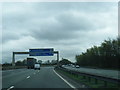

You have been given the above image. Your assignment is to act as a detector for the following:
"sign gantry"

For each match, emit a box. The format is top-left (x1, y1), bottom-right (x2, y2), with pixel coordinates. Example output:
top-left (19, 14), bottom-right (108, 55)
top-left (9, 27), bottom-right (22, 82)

top-left (12, 48), bottom-right (59, 67)
top-left (29, 48), bottom-right (54, 56)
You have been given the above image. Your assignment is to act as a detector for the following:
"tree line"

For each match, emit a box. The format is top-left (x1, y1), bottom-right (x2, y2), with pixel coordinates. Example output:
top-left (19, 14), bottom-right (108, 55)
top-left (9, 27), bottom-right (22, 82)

top-left (75, 37), bottom-right (120, 69)
top-left (2, 59), bottom-right (27, 66)
top-left (59, 58), bottom-right (72, 65)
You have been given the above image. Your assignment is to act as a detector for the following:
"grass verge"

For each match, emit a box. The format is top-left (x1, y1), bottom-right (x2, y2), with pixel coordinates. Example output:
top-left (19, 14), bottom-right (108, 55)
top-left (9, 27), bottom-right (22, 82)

top-left (55, 68), bottom-right (119, 88)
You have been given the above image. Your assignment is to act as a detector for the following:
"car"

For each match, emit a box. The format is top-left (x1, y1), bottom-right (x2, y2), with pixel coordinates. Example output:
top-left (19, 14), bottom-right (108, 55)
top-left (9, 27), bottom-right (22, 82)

top-left (75, 65), bottom-right (80, 68)
top-left (34, 64), bottom-right (40, 70)
top-left (62, 65), bottom-right (65, 67)
top-left (72, 65), bottom-right (75, 68)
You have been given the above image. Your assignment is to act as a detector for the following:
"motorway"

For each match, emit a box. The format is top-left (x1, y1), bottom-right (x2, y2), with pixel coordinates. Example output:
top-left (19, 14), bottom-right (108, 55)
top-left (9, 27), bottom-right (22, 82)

top-left (3, 66), bottom-right (118, 89)
top-left (2, 67), bottom-right (78, 89)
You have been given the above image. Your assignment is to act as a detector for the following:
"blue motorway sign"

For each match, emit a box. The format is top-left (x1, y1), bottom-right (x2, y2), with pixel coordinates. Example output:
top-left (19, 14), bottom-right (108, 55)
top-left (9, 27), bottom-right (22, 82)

top-left (29, 48), bottom-right (54, 56)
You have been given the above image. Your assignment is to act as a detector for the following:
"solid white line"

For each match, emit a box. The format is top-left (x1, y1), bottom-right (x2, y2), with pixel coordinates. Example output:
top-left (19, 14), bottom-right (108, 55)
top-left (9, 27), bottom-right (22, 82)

top-left (7, 86), bottom-right (14, 90)
top-left (26, 76), bottom-right (30, 79)
top-left (53, 69), bottom-right (77, 90)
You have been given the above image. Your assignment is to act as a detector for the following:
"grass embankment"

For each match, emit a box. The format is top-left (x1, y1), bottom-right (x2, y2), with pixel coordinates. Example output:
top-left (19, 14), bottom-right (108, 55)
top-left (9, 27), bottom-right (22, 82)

top-left (56, 68), bottom-right (119, 88)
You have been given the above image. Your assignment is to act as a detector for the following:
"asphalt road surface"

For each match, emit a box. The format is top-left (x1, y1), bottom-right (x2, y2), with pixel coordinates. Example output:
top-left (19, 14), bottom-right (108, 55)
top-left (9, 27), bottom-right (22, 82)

top-left (64, 66), bottom-right (120, 80)
top-left (2, 67), bottom-right (76, 89)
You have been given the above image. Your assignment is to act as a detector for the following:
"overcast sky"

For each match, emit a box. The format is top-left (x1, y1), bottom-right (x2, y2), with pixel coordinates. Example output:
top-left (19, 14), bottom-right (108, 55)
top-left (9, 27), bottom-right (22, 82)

top-left (1, 2), bottom-right (118, 63)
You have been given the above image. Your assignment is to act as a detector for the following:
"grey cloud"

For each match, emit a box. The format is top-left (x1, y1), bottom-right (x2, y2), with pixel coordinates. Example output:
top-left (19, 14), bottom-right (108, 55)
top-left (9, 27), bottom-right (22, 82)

top-left (2, 34), bottom-right (19, 43)
top-left (31, 29), bottom-right (78, 41)
top-left (2, 2), bottom-right (113, 43)
top-left (1, 2), bottom-right (117, 63)
top-left (3, 2), bottom-right (114, 30)
top-left (2, 30), bottom-right (30, 44)
top-left (56, 13), bottom-right (95, 31)
top-left (30, 11), bottom-right (105, 41)
top-left (34, 2), bottom-right (116, 13)
top-left (2, 30), bottom-right (21, 43)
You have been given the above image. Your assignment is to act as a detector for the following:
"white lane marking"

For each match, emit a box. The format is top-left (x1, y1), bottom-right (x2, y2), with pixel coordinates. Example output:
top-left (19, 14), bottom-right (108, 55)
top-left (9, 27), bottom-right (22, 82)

top-left (26, 76), bottom-right (30, 79)
top-left (53, 69), bottom-right (77, 90)
top-left (34, 73), bottom-right (36, 74)
top-left (38, 71), bottom-right (39, 72)
top-left (7, 86), bottom-right (14, 90)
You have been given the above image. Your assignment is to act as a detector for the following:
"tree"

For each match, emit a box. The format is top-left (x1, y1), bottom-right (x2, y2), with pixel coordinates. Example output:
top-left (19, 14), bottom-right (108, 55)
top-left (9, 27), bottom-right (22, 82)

top-left (75, 37), bottom-right (119, 69)
top-left (59, 58), bottom-right (72, 65)
top-left (15, 61), bottom-right (24, 66)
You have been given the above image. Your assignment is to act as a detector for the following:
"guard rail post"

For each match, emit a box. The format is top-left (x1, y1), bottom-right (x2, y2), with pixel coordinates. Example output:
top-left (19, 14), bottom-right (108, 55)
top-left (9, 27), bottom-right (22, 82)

top-left (88, 77), bottom-right (91, 82)
top-left (83, 76), bottom-right (86, 79)
top-left (104, 81), bottom-right (107, 87)
top-left (95, 78), bottom-right (98, 84)
top-left (56, 66), bottom-right (120, 88)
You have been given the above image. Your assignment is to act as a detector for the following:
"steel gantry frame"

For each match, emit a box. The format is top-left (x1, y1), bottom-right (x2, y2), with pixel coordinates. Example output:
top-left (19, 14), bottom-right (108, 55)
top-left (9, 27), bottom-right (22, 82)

top-left (12, 51), bottom-right (59, 67)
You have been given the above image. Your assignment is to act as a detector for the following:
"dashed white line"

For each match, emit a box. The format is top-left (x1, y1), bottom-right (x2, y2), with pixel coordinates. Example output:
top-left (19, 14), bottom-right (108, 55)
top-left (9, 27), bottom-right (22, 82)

top-left (7, 86), bottom-right (14, 90)
top-left (26, 76), bottom-right (30, 79)
top-left (53, 69), bottom-right (77, 90)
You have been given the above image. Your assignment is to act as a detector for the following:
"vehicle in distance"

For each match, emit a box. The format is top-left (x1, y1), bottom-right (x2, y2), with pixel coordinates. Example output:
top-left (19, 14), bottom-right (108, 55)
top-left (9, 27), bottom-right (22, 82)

top-left (75, 65), bottom-right (80, 68)
top-left (62, 65), bottom-right (65, 67)
top-left (34, 64), bottom-right (40, 70)
top-left (27, 58), bottom-right (36, 69)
